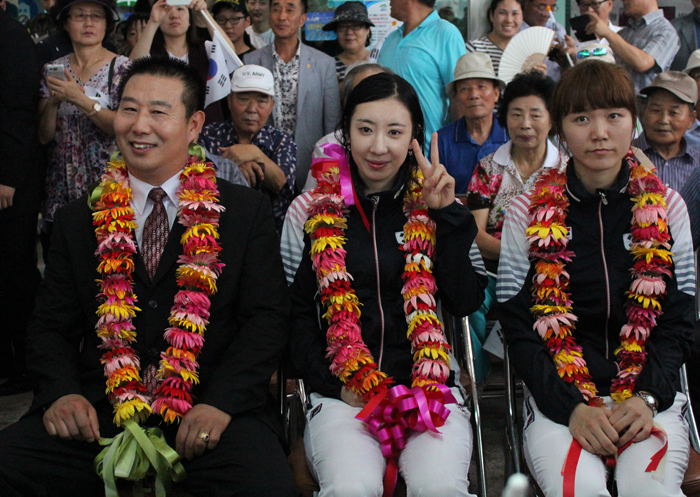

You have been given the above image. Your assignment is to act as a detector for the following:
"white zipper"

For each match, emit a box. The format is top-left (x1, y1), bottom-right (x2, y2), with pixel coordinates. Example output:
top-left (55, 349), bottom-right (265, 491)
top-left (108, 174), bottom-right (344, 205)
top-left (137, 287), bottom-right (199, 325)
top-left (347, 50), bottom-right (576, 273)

top-left (598, 192), bottom-right (611, 358)
top-left (370, 196), bottom-right (386, 370)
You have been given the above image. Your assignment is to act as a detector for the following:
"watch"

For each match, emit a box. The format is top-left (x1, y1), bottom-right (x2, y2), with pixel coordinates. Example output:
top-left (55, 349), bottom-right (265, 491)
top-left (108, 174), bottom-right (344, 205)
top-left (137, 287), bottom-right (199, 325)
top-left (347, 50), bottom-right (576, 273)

top-left (87, 102), bottom-right (102, 117)
top-left (634, 390), bottom-right (658, 417)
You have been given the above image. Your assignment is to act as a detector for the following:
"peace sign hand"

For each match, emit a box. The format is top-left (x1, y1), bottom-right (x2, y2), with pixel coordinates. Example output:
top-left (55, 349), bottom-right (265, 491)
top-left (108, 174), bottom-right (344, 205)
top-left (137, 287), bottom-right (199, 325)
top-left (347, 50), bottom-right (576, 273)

top-left (412, 132), bottom-right (455, 210)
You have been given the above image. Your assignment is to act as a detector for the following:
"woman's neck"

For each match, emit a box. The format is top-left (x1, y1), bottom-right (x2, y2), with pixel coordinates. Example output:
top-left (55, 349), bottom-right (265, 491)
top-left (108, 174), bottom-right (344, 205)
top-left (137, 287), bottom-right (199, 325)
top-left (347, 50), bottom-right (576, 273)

top-left (572, 159), bottom-right (622, 194)
top-left (164, 34), bottom-right (189, 57)
top-left (339, 47), bottom-right (369, 65)
top-left (511, 141), bottom-right (548, 178)
top-left (73, 44), bottom-right (105, 67)
top-left (487, 31), bottom-right (510, 51)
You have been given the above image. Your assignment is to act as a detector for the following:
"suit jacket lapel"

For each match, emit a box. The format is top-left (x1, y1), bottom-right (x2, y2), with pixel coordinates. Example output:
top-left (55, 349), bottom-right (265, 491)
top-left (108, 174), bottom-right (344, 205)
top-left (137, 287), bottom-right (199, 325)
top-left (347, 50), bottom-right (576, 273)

top-left (150, 217), bottom-right (186, 287)
top-left (296, 44), bottom-right (310, 129)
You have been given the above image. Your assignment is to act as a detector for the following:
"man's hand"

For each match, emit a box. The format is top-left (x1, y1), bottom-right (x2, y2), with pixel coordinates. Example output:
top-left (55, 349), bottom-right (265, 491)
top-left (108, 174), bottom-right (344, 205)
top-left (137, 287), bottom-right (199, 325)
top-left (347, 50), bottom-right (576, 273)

top-left (340, 387), bottom-right (365, 408)
top-left (569, 403), bottom-right (619, 456)
top-left (238, 160), bottom-right (265, 187)
top-left (586, 11), bottom-right (611, 39)
top-left (0, 184), bottom-right (15, 210)
top-left (176, 404), bottom-right (231, 460)
top-left (609, 396), bottom-right (654, 448)
top-left (43, 394), bottom-right (100, 442)
top-left (220, 144), bottom-right (264, 165)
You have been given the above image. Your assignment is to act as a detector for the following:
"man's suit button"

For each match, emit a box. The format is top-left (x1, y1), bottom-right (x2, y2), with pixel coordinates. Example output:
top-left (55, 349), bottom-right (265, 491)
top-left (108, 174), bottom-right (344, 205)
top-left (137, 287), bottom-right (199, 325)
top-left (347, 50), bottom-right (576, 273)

top-left (149, 300), bottom-right (157, 309)
top-left (149, 348), bottom-right (159, 359)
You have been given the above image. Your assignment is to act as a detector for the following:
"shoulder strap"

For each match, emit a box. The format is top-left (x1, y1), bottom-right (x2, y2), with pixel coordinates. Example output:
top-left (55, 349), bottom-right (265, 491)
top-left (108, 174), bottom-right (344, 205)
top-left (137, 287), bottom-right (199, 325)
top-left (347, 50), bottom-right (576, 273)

top-left (107, 56), bottom-right (117, 110)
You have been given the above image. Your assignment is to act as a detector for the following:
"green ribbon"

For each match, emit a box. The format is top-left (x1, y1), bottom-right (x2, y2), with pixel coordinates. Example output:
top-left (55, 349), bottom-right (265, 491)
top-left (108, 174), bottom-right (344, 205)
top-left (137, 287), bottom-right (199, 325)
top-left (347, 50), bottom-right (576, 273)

top-left (94, 420), bottom-right (186, 497)
top-left (188, 143), bottom-right (207, 161)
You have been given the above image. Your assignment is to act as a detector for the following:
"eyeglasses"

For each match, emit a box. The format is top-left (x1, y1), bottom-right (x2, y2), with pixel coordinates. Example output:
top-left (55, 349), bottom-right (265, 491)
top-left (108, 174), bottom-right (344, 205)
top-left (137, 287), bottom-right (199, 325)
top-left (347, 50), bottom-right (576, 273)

top-left (68, 12), bottom-right (106, 22)
top-left (215, 15), bottom-right (247, 26)
top-left (578, 0), bottom-right (609, 10)
top-left (577, 46), bottom-right (609, 59)
top-left (531, 3), bottom-right (558, 12)
top-left (336, 23), bottom-right (367, 33)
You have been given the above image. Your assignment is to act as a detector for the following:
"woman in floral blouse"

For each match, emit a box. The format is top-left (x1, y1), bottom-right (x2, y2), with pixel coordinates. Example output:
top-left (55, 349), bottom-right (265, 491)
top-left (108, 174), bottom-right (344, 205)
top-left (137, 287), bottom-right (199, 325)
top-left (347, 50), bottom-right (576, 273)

top-left (465, 71), bottom-right (566, 381)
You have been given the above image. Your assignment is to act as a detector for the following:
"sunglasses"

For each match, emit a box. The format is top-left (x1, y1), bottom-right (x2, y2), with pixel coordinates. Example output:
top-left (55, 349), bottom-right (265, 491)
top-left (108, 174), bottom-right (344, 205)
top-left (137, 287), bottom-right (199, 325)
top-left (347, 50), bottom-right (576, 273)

top-left (577, 46), bottom-right (609, 59)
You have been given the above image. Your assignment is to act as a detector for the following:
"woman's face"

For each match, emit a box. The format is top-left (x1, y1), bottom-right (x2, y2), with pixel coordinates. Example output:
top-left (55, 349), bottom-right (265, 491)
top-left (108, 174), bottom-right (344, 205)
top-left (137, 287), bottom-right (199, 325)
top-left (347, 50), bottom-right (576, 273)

top-left (215, 8), bottom-right (251, 44)
top-left (65, 2), bottom-right (107, 46)
top-left (126, 24), bottom-right (139, 48)
top-left (506, 95), bottom-right (552, 152)
top-left (349, 97), bottom-right (414, 194)
top-left (336, 22), bottom-right (369, 53)
top-left (561, 107), bottom-right (634, 179)
top-left (489, 0), bottom-right (522, 39)
top-left (161, 5), bottom-right (190, 38)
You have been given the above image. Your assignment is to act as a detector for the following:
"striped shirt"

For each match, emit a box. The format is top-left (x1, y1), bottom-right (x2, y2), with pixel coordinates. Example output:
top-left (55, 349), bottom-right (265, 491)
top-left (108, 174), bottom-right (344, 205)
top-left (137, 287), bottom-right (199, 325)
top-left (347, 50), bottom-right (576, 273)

top-left (617, 9), bottom-right (680, 94)
top-left (334, 56), bottom-right (347, 83)
top-left (680, 166), bottom-right (700, 250)
top-left (465, 36), bottom-right (504, 76)
top-left (633, 132), bottom-right (700, 192)
top-left (497, 186), bottom-right (696, 303)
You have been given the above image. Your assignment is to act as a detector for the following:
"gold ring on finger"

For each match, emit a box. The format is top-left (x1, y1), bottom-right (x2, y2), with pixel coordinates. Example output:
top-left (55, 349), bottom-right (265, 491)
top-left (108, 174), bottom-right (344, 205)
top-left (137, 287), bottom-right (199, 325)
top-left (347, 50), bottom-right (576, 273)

top-left (198, 432), bottom-right (210, 442)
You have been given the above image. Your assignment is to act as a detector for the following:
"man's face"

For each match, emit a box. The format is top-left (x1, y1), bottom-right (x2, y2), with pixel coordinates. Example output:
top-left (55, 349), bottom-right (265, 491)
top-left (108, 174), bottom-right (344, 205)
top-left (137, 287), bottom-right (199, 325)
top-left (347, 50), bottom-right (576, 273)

top-left (578, 0), bottom-right (612, 23)
top-left (621, 0), bottom-right (645, 19)
top-left (228, 91), bottom-right (274, 137)
top-left (115, 74), bottom-right (204, 184)
top-left (247, 0), bottom-right (270, 25)
top-left (270, 0), bottom-right (306, 39)
top-left (523, 0), bottom-right (556, 27)
top-left (389, 0), bottom-right (409, 23)
top-left (641, 90), bottom-right (696, 152)
top-left (455, 79), bottom-right (500, 121)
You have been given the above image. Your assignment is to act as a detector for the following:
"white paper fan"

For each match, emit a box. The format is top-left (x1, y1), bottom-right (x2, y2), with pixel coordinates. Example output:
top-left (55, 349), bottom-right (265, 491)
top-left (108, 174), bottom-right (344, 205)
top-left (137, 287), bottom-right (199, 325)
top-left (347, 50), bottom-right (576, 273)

top-left (498, 27), bottom-right (555, 85)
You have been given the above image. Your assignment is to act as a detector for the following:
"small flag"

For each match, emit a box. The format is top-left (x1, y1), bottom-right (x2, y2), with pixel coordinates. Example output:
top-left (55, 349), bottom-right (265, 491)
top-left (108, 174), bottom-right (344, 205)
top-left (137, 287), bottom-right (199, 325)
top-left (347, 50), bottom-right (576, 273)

top-left (204, 27), bottom-right (243, 108)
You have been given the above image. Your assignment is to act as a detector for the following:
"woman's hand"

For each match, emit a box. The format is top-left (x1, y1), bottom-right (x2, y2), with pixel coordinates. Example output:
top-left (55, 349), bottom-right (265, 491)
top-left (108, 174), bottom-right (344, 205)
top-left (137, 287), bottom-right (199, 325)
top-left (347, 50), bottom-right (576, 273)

top-left (411, 133), bottom-right (455, 210)
top-left (341, 386), bottom-right (365, 408)
top-left (149, 0), bottom-right (169, 25)
top-left (569, 403), bottom-right (619, 456)
top-left (46, 69), bottom-right (85, 106)
top-left (190, 0), bottom-right (208, 24)
top-left (609, 396), bottom-right (654, 447)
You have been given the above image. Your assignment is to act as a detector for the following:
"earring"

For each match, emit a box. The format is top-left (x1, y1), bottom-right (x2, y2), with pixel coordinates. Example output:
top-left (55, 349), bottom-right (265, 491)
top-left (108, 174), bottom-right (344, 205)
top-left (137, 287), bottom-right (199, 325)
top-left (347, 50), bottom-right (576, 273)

top-left (408, 149), bottom-right (414, 156)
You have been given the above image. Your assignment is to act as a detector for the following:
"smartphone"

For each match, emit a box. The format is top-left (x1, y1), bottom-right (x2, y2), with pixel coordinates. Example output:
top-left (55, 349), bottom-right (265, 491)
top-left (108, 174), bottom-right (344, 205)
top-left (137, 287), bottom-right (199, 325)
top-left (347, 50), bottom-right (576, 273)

top-left (46, 63), bottom-right (67, 81)
top-left (570, 15), bottom-right (596, 42)
top-left (166, 0), bottom-right (191, 5)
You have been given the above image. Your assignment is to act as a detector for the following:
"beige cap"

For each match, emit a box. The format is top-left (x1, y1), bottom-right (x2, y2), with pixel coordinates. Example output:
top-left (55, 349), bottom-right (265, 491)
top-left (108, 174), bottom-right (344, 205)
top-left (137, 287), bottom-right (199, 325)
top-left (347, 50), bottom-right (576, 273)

top-left (684, 49), bottom-right (700, 75)
top-left (231, 65), bottom-right (275, 97)
top-left (446, 52), bottom-right (505, 96)
top-left (640, 71), bottom-right (698, 105)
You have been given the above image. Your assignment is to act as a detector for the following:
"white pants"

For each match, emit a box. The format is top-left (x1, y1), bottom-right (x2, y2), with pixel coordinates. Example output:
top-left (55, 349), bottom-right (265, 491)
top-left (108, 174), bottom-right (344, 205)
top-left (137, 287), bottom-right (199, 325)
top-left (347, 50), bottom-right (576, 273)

top-left (523, 391), bottom-right (690, 497)
top-left (304, 388), bottom-right (476, 497)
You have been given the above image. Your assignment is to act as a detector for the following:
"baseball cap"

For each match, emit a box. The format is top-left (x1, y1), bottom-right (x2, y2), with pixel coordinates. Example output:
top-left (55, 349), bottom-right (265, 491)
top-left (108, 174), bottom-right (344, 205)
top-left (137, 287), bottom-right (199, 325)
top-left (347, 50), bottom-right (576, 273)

top-left (640, 71), bottom-right (698, 105)
top-left (231, 65), bottom-right (275, 97)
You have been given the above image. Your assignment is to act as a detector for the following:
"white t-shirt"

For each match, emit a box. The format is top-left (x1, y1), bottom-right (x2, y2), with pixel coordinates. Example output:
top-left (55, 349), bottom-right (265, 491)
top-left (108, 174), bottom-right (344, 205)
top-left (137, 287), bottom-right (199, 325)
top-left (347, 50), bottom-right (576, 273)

top-left (245, 26), bottom-right (275, 49)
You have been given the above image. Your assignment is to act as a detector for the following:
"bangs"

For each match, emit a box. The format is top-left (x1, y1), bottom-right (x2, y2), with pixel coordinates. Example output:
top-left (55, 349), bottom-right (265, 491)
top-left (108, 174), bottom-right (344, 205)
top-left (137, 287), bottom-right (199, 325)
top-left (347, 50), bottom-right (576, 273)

top-left (550, 61), bottom-right (637, 136)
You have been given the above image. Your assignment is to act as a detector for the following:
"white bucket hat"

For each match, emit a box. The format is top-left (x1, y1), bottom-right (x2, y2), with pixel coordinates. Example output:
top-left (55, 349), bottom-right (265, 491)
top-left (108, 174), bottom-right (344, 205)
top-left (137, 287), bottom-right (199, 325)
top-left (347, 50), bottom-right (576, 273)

top-left (446, 52), bottom-right (506, 97)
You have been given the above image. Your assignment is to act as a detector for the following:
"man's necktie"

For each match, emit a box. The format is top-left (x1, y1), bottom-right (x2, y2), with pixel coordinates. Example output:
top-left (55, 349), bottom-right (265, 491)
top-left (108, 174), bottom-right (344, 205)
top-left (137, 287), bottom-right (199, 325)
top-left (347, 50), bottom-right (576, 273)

top-left (142, 187), bottom-right (169, 280)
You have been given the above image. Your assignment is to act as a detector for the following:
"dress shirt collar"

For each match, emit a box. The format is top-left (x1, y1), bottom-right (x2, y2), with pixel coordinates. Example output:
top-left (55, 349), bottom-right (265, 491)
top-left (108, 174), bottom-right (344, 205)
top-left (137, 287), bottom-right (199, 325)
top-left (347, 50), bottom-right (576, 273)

top-left (628, 9), bottom-right (664, 28)
top-left (399, 10), bottom-right (439, 37)
top-left (272, 40), bottom-right (301, 63)
top-left (637, 131), bottom-right (699, 161)
top-left (454, 114), bottom-right (507, 145)
top-left (128, 169), bottom-right (182, 216)
top-left (492, 139), bottom-right (559, 169)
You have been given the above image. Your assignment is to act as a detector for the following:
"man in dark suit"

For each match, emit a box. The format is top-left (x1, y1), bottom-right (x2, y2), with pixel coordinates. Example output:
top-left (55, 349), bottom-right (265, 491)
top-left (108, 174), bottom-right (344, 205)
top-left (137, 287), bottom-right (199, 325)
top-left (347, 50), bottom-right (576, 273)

top-left (0, 0), bottom-right (43, 394)
top-left (0, 57), bottom-right (296, 497)
top-left (671, 3), bottom-right (700, 71)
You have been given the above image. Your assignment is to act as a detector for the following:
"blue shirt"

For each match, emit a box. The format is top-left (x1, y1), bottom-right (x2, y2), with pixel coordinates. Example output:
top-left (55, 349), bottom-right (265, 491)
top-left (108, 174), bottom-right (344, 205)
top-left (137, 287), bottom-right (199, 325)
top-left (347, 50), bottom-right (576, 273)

top-left (685, 119), bottom-right (700, 154)
top-left (378, 11), bottom-right (466, 143)
top-left (437, 114), bottom-right (509, 193)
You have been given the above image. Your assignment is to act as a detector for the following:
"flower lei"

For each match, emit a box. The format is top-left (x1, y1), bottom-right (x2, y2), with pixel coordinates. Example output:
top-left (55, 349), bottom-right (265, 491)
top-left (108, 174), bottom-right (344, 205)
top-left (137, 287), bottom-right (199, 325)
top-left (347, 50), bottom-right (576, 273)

top-left (92, 156), bottom-right (224, 496)
top-left (527, 151), bottom-right (672, 494)
top-left (305, 149), bottom-right (456, 496)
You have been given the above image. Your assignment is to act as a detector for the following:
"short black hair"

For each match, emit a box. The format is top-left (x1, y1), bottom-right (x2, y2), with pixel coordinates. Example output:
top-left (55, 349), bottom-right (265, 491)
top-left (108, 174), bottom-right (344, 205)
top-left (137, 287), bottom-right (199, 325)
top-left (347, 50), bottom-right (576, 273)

top-left (272, 0), bottom-right (307, 13)
top-left (416, 0), bottom-right (436, 7)
top-left (121, 11), bottom-right (149, 38)
top-left (212, 0), bottom-right (250, 18)
top-left (498, 70), bottom-right (556, 128)
top-left (117, 57), bottom-right (205, 119)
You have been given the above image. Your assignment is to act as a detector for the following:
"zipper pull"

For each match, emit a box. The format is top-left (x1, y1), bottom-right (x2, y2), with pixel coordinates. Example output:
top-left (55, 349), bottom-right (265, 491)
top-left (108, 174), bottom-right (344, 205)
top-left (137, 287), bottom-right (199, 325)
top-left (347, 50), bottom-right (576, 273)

top-left (599, 192), bottom-right (608, 205)
top-left (371, 196), bottom-right (379, 207)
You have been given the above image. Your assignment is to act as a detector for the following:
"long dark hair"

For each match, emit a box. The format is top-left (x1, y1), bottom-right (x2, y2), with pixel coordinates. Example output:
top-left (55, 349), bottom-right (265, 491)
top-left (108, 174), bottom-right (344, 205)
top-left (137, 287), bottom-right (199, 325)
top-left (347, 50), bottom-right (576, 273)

top-left (150, 6), bottom-right (201, 55)
top-left (338, 72), bottom-right (425, 189)
top-left (487, 0), bottom-right (523, 31)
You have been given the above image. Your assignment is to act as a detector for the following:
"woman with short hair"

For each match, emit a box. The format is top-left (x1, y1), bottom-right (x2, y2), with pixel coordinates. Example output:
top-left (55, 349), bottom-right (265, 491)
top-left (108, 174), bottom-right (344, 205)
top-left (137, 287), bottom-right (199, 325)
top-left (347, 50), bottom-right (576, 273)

top-left (498, 60), bottom-right (694, 496)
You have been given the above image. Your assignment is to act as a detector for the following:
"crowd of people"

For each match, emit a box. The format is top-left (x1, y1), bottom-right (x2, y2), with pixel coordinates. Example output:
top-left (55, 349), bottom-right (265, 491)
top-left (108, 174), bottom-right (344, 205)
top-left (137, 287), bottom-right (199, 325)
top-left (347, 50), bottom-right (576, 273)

top-left (2, 0), bottom-right (700, 495)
